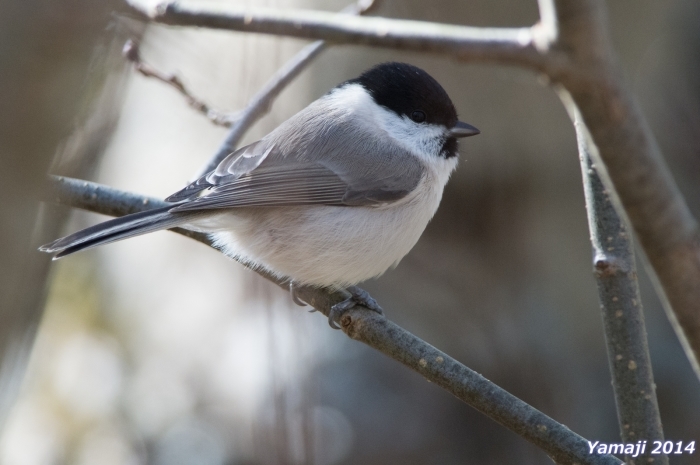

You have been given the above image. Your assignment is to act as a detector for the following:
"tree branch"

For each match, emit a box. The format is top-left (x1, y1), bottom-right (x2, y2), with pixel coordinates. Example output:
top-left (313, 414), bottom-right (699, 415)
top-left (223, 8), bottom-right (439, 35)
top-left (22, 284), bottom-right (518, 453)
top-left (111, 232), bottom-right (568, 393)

top-left (125, 0), bottom-right (547, 71)
top-left (575, 111), bottom-right (667, 464)
top-left (122, 39), bottom-right (237, 127)
top-left (195, 39), bottom-right (326, 177)
top-left (192, 0), bottom-right (386, 179)
top-left (550, 0), bottom-right (700, 379)
top-left (45, 175), bottom-right (622, 465)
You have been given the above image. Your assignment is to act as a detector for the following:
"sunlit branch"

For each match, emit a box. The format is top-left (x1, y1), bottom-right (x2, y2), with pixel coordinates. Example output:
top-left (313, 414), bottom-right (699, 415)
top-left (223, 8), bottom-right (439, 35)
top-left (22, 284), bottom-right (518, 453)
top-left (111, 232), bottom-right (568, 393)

top-left (125, 0), bottom-right (546, 71)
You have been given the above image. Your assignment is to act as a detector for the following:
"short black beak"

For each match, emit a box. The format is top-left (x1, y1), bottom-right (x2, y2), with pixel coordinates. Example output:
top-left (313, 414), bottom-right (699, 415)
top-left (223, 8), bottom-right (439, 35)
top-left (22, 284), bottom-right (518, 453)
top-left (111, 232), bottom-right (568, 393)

top-left (450, 121), bottom-right (480, 138)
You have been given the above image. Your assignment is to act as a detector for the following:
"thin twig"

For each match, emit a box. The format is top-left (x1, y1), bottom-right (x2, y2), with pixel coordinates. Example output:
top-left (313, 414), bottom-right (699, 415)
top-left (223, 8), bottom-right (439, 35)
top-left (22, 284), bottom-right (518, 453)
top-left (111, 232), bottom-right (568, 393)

top-left (195, 0), bottom-right (380, 178)
top-left (575, 111), bottom-right (667, 464)
top-left (122, 39), bottom-right (237, 127)
top-left (45, 175), bottom-right (622, 465)
top-left (125, 1), bottom-right (547, 71)
top-left (195, 39), bottom-right (325, 177)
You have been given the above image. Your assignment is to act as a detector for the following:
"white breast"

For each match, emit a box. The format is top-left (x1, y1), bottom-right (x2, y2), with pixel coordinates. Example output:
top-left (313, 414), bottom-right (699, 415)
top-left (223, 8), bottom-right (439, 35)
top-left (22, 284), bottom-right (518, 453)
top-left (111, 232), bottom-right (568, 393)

top-left (204, 157), bottom-right (456, 288)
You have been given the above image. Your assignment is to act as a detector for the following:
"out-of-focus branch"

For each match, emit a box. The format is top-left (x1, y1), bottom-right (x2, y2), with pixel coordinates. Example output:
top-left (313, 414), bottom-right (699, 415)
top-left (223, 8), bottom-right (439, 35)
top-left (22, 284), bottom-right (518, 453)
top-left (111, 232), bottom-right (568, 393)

top-left (122, 39), bottom-right (236, 127)
top-left (45, 175), bottom-right (623, 465)
top-left (125, 1), bottom-right (547, 71)
top-left (195, 0), bottom-right (380, 178)
top-left (574, 111), bottom-right (667, 465)
top-left (0, 3), bottom-right (137, 429)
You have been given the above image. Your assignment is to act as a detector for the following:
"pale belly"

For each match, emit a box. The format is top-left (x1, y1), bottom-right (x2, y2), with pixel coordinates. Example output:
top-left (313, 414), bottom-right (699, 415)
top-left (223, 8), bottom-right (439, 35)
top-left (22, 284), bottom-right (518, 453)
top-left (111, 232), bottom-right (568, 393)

top-left (194, 189), bottom-right (441, 288)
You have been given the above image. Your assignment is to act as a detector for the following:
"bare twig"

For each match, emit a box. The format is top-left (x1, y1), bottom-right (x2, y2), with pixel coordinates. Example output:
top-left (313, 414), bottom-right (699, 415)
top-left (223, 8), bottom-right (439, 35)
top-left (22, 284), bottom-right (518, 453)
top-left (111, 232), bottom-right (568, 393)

top-left (575, 111), bottom-right (667, 464)
top-left (45, 175), bottom-right (622, 465)
top-left (122, 39), bottom-right (237, 127)
top-left (195, 0), bottom-right (380, 178)
top-left (125, 1), bottom-right (547, 71)
top-left (196, 39), bottom-right (325, 177)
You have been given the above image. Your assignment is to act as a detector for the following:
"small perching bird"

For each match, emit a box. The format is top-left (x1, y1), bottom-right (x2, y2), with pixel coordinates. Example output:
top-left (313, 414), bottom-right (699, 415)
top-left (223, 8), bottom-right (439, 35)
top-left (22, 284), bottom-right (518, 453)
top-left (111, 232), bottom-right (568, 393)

top-left (41, 62), bottom-right (480, 327)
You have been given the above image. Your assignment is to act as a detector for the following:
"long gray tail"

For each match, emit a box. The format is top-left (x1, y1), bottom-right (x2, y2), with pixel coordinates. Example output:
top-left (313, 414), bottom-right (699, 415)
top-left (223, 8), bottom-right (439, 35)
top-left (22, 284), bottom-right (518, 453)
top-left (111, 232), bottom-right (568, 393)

top-left (40, 206), bottom-right (199, 259)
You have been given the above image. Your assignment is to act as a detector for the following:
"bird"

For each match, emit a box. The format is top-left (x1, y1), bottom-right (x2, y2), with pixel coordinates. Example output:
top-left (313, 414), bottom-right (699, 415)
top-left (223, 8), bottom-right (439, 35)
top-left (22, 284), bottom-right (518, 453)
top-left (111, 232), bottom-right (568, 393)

top-left (41, 62), bottom-right (480, 328)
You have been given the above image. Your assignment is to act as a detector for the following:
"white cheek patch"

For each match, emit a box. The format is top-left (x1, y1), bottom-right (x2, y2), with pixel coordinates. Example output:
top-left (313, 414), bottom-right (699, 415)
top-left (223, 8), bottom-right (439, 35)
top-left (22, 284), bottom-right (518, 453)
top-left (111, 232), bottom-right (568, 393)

top-left (375, 110), bottom-right (447, 162)
top-left (371, 105), bottom-right (458, 189)
top-left (327, 83), bottom-right (449, 161)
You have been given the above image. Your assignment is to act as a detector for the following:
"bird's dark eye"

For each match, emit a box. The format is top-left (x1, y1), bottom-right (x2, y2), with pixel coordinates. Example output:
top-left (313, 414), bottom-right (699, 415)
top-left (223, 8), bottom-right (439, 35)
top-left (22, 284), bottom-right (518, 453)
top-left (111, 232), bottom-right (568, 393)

top-left (411, 110), bottom-right (426, 123)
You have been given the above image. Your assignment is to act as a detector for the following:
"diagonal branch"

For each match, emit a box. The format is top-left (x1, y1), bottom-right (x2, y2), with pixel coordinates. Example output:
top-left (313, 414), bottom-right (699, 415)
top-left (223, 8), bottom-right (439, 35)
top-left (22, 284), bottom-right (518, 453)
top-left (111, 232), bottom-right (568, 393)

top-left (574, 109), bottom-right (667, 464)
top-left (45, 175), bottom-right (622, 465)
top-left (125, 1), bottom-right (547, 71)
top-left (122, 39), bottom-right (237, 127)
top-left (194, 0), bottom-right (377, 178)
top-left (195, 39), bottom-right (326, 177)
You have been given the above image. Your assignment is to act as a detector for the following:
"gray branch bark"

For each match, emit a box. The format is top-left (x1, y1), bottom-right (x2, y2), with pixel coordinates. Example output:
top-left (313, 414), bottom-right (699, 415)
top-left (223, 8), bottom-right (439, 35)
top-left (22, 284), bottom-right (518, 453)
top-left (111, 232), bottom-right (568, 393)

top-left (126, 0), bottom-right (546, 70)
top-left (125, 0), bottom-right (700, 382)
top-left (46, 175), bottom-right (622, 465)
top-left (575, 112), bottom-right (667, 465)
top-left (549, 0), bottom-right (700, 380)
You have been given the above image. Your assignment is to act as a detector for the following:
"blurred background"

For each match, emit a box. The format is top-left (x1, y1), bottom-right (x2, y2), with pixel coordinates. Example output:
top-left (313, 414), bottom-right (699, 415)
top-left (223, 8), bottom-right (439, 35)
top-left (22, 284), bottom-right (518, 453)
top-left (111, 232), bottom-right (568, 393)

top-left (1, 0), bottom-right (699, 464)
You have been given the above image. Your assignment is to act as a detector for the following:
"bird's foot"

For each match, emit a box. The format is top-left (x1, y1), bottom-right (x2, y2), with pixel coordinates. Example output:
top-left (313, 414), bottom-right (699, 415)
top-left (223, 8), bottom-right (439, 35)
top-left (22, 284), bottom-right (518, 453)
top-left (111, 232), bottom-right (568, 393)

top-left (289, 281), bottom-right (317, 312)
top-left (328, 286), bottom-right (383, 329)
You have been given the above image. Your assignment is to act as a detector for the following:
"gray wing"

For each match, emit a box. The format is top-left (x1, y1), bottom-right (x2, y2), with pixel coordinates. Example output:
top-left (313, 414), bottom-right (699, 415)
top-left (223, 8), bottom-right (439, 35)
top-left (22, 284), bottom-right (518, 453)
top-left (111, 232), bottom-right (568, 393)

top-left (167, 103), bottom-right (424, 211)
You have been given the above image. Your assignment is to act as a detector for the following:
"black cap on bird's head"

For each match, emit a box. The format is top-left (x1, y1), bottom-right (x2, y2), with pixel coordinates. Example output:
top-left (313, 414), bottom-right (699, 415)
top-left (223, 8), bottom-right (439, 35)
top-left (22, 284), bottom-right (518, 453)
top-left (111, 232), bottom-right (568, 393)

top-left (348, 62), bottom-right (480, 146)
